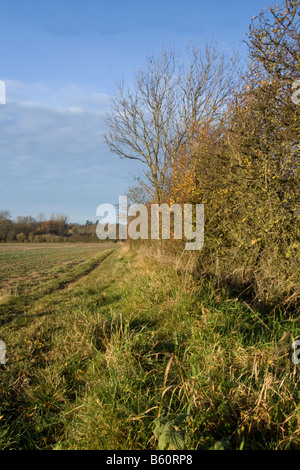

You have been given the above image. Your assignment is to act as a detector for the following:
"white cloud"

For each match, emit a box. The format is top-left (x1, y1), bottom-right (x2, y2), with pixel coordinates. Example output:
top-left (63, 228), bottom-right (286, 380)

top-left (0, 80), bottom-right (142, 222)
top-left (5, 79), bottom-right (110, 113)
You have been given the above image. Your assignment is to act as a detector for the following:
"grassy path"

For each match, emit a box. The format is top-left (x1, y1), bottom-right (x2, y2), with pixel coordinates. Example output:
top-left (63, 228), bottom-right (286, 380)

top-left (0, 247), bottom-right (299, 450)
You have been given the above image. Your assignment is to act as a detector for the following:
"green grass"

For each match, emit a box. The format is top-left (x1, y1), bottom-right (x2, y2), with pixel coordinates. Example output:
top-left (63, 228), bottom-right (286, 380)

top-left (0, 245), bottom-right (299, 450)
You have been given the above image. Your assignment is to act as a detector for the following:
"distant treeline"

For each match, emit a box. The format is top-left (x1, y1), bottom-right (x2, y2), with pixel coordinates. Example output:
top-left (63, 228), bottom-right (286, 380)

top-left (0, 211), bottom-right (118, 243)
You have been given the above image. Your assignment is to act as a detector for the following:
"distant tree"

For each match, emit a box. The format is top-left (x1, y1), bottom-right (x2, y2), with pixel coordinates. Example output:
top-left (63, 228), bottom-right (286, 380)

top-left (36, 213), bottom-right (46, 223)
top-left (14, 215), bottom-right (37, 239)
top-left (16, 232), bottom-right (26, 243)
top-left (0, 210), bottom-right (11, 221)
top-left (126, 183), bottom-right (151, 205)
top-left (0, 211), bottom-right (13, 241)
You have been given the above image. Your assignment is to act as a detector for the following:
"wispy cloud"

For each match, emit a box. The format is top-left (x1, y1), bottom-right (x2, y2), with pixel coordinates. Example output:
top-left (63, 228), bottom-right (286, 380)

top-left (6, 80), bottom-right (110, 113)
top-left (0, 80), bottom-right (141, 222)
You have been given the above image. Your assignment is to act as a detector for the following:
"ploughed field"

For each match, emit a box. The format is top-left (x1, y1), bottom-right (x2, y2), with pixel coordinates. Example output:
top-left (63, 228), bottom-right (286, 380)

top-left (0, 243), bottom-right (115, 301)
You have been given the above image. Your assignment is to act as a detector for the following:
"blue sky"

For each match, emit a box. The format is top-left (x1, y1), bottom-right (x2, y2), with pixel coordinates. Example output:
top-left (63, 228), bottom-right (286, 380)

top-left (0, 0), bottom-right (271, 224)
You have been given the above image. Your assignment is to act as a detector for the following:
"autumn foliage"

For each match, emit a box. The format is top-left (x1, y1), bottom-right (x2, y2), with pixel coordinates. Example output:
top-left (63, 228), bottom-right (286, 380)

top-left (125, 0), bottom-right (300, 314)
top-left (159, 0), bottom-right (300, 313)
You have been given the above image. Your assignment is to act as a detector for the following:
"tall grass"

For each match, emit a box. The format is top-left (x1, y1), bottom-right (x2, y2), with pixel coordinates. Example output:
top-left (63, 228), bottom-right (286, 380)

top-left (0, 247), bottom-right (299, 449)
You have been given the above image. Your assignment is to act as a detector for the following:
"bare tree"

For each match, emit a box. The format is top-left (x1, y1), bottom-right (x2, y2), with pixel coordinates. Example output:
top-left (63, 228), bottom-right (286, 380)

top-left (0, 210), bottom-right (11, 221)
top-left (104, 41), bottom-right (239, 203)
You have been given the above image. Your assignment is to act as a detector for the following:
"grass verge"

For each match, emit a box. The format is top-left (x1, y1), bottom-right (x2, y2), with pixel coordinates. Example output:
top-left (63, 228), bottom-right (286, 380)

top-left (0, 247), bottom-right (299, 450)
